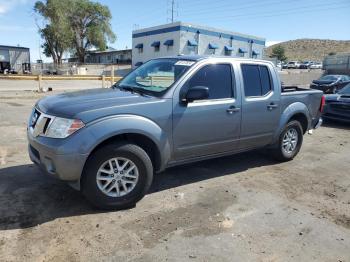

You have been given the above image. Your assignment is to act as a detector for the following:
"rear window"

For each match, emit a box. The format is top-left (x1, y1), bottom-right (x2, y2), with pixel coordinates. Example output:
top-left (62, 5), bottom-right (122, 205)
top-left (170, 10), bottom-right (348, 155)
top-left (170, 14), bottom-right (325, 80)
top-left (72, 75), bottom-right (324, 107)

top-left (241, 64), bottom-right (272, 97)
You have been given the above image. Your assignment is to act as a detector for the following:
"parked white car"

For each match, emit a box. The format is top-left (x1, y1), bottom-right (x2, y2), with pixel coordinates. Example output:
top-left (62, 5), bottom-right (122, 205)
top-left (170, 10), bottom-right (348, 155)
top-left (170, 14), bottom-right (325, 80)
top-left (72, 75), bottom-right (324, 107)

top-left (286, 61), bottom-right (301, 69)
top-left (310, 62), bottom-right (323, 69)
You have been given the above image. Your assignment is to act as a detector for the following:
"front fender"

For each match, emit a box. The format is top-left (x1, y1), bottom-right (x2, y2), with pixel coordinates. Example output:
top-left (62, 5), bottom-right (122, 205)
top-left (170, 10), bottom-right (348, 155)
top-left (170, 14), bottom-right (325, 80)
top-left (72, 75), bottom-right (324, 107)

top-left (85, 114), bottom-right (171, 168)
top-left (57, 114), bottom-right (171, 172)
top-left (272, 102), bottom-right (311, 142)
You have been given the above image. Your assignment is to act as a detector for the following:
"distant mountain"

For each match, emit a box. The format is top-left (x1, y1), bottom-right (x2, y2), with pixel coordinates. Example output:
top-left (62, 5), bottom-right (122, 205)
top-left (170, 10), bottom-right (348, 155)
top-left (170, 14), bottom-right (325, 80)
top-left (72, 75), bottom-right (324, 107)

top-left (265, 39), bottom-right (350, 62)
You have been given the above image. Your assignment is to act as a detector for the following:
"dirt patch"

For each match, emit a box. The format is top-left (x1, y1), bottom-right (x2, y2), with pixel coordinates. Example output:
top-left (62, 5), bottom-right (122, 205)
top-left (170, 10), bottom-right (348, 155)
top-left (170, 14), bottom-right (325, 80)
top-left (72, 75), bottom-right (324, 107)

top-left (123, 187), bottom-right (238, 248)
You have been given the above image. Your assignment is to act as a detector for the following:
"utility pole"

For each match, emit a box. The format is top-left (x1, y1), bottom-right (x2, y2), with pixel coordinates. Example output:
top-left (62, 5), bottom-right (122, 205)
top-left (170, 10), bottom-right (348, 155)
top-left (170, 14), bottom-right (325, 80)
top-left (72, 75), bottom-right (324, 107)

top-left (171, 0), bottom-right (174, 23)
top-left (167, 0), bottom-right (178, 23)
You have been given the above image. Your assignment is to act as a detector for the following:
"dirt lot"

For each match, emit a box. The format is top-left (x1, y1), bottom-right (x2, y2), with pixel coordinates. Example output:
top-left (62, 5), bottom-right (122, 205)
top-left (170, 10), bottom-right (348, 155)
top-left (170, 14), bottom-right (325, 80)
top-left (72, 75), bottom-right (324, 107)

top-left (0, 87), bottom-right (349, 262)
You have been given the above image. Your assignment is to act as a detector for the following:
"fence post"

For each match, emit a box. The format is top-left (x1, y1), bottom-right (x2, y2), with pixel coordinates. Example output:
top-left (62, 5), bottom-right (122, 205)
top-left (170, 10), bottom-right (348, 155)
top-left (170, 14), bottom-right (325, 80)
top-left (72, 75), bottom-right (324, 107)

top-left (111, 65), bottom-right (115, 86)
top-left (102, 75), bottom-right (106, 88)
top-left (38, 75), bottom-right (43, 92)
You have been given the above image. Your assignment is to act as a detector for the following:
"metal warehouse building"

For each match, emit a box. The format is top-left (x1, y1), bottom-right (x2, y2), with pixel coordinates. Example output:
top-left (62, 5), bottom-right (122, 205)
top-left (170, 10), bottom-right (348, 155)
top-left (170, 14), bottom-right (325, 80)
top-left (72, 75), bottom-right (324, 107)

top-left (85, 48), bottom-right (132, 64)
top-left (132, 22), bottom-right (265, 67)
top-left (0, 45), bottom-right (30, 73)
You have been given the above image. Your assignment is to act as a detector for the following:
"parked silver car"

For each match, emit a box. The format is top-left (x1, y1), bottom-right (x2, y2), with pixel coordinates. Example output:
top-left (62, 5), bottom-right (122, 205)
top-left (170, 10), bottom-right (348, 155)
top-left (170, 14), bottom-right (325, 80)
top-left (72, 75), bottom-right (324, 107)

top-left (286, 61), bottom-right (301, 69)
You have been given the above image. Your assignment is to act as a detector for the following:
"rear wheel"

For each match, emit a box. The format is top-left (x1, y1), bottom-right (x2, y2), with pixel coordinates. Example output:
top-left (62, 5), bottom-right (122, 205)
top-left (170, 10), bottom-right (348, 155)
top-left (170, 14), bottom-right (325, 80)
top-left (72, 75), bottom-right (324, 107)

top-left (81, 143), bottom-right (153, 210)
top-left (271, 120), bottom-right (303, 161)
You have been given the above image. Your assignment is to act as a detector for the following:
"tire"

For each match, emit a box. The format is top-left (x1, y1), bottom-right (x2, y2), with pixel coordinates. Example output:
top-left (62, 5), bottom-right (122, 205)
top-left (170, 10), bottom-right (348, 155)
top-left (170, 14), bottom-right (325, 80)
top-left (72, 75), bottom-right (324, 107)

top-left (81, 142), bottom-right (153, 210)
top-left (271, 120), bottom-right (303, 162)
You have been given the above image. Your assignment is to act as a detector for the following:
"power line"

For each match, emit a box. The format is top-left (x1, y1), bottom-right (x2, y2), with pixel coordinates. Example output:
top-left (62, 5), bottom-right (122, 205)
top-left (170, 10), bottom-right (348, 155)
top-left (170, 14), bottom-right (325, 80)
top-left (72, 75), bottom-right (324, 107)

top-left (178, 0), bottom-right (349, 21)
top-left (181, 0), bottom-right (347, 16)
top-left (183, 3), bottom-right (350, 24)
top-left (181, 0), bottom-right (285, 14)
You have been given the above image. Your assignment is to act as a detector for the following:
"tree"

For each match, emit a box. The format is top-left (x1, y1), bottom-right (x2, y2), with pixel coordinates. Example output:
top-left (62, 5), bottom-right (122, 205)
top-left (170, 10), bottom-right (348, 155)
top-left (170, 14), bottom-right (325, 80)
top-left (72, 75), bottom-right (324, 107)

top-left (34, 0), bottom-right (73, 65)
top-left (270, 45), bottom-right (287, 62)
top-left (34, 0), bottom-right (116, 64)
top-left (68, 0), bottom-right (116, 62)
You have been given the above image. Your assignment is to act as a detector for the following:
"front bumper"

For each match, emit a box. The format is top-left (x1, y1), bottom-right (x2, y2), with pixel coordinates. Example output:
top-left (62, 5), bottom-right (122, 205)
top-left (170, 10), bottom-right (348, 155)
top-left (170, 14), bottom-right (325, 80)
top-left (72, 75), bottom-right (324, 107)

top-left (28, 131), bottom-right (89, 181)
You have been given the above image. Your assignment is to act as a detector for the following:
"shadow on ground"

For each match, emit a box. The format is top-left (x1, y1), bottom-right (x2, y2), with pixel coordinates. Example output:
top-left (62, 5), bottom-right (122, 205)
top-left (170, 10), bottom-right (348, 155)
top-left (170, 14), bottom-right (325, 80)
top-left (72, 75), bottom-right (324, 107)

top-left (0, 151), bottom-right (276, 230)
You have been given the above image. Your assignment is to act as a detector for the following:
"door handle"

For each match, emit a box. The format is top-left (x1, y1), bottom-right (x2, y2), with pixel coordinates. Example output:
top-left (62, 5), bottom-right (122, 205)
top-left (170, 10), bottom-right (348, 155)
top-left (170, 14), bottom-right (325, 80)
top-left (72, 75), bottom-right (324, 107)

top-left (267, 103), bottom-right (278, 110)
top-left (227, 106), bottom-right (240, 114)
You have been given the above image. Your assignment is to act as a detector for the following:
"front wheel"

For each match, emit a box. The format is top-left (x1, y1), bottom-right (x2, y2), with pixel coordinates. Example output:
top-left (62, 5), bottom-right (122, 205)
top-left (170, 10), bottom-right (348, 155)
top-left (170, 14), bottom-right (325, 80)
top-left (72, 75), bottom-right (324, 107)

top-left (271, 120), bottom-right (303, 161)
top-left (81, 143), bottom-right (153, 210)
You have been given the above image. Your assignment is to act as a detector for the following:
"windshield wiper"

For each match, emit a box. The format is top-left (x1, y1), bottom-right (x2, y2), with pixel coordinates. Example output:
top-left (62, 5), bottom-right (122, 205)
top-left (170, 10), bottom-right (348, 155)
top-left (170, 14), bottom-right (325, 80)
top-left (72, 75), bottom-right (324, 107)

top-left (116, 85), bottom-right (150, 96)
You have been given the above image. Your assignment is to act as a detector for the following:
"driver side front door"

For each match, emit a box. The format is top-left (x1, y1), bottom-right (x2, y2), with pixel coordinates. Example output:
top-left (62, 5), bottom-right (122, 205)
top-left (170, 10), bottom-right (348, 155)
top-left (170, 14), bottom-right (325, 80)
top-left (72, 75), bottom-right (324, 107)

top-left (172, 63), bottom-right (241, 161)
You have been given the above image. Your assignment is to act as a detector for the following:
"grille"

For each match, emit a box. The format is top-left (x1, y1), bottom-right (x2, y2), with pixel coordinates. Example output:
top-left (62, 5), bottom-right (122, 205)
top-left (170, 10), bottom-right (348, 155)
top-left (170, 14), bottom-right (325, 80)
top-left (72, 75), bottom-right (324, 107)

top-left (30, 109), bottom-right (41, 128)
top-left (29, 108), bottom-right (53, 137)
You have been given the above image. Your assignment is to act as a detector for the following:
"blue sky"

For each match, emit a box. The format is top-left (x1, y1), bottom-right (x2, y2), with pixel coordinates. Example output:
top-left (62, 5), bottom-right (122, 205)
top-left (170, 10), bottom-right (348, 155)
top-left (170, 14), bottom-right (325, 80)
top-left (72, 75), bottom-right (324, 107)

top-left (0, 0), bottom-right (349, 62)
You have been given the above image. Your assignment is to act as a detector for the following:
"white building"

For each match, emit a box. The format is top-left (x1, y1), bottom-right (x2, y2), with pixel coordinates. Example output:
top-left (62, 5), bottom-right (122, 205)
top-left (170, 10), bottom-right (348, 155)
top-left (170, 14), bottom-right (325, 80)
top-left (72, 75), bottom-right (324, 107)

top-left (132, 22), bottom-right (266, 67)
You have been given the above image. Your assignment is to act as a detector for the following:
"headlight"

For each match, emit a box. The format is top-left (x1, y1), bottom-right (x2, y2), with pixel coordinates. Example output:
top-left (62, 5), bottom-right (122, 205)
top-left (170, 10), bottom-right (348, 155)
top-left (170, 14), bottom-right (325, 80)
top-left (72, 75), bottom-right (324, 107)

top-left (46, 117), bottom-right (85, 138)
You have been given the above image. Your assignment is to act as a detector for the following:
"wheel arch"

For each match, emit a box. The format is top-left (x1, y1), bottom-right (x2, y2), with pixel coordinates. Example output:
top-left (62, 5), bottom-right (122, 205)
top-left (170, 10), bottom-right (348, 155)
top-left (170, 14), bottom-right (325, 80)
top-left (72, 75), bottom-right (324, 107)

top-left (273, 102), bottom-right (311, 143)
top-left (86, 132), bottom-right (163, 173)
top-left (288, 113), bottom-right (308, 134)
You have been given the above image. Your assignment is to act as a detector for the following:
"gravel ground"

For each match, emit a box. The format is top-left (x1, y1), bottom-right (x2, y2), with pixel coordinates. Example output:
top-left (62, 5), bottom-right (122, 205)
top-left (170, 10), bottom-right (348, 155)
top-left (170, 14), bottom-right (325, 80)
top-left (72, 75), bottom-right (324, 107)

top-left (0, 88), bottom-right (349, 262)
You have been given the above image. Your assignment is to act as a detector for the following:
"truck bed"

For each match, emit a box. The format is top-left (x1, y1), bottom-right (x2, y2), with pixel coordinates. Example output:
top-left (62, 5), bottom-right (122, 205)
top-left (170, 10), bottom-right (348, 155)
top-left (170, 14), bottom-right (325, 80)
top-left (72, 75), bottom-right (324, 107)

top-left (282, 85), bottom-right (313, 93)
top-left (280, 85), bottom-right (323, 128)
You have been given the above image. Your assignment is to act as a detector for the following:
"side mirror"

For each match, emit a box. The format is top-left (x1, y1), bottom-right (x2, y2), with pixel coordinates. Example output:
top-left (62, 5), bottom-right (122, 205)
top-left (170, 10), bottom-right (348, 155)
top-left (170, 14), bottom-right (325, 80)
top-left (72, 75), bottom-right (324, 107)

top-left (181, 86), bottom-right (209, 103)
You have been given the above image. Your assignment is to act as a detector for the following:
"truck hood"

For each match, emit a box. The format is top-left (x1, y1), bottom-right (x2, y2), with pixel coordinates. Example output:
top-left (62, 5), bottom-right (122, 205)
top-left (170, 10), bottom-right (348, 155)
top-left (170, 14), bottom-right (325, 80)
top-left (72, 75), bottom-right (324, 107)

top-left (36, 88), bottom-right (162, 120)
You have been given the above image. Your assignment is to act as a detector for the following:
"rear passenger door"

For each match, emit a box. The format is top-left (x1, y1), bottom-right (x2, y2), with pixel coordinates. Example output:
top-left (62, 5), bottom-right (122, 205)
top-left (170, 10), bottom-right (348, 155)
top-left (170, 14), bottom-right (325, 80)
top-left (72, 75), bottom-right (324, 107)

top-left (239, 63), bottom-right (280, 149)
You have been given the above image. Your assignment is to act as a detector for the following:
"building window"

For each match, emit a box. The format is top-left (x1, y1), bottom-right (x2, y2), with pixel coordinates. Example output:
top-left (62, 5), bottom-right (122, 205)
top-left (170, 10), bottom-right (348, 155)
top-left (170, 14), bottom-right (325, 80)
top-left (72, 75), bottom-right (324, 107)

top-left (151, 41), bottom-right (160, 52)
top-left (238, 48), bottom-right (247, 57)
top-left (135, 43), bottom-right (143, 54)
top-left (187, 40), bottom-right (198, 55)
top-left (252, 50), bottom-right (259, 59)
top-left (224, 46), bottom-right (233, 56)
top-left (164, 39), bottom-right (174, 52)
top-left (208, 43), bottom-right (218, 55)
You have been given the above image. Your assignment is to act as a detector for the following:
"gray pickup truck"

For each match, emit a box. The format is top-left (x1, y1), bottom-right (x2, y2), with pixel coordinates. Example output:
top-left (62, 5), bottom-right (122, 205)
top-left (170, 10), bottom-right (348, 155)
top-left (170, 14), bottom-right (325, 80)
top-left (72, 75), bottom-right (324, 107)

top-left (27, 56), bottom-right (324, 209)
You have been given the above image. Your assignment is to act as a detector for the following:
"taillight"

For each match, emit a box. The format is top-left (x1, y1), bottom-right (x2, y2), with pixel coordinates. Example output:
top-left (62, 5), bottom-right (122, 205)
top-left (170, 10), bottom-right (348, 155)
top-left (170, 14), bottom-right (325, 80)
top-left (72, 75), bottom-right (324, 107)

top-left (319, 95), bottom-right (325, 112)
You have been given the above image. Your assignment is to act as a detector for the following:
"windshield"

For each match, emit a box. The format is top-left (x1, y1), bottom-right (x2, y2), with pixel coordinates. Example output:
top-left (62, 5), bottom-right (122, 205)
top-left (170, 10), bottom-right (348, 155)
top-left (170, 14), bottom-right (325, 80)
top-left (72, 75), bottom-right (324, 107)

top-left (338, 84), bottom-right (350, 94)
top-left (319, 75), bottom-right (338, 81)
top-left (116, 58), bottom-right (195, 96)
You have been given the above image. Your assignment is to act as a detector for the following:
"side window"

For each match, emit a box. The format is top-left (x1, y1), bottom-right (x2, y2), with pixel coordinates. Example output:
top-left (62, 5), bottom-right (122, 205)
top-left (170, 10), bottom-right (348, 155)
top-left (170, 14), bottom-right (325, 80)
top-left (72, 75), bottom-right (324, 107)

top-left (187, 64), bottom-right (233, 99)
top-left (241, 64), bottom-right (272, 97)
top-left (241, 65), bottom-right (260, 96)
